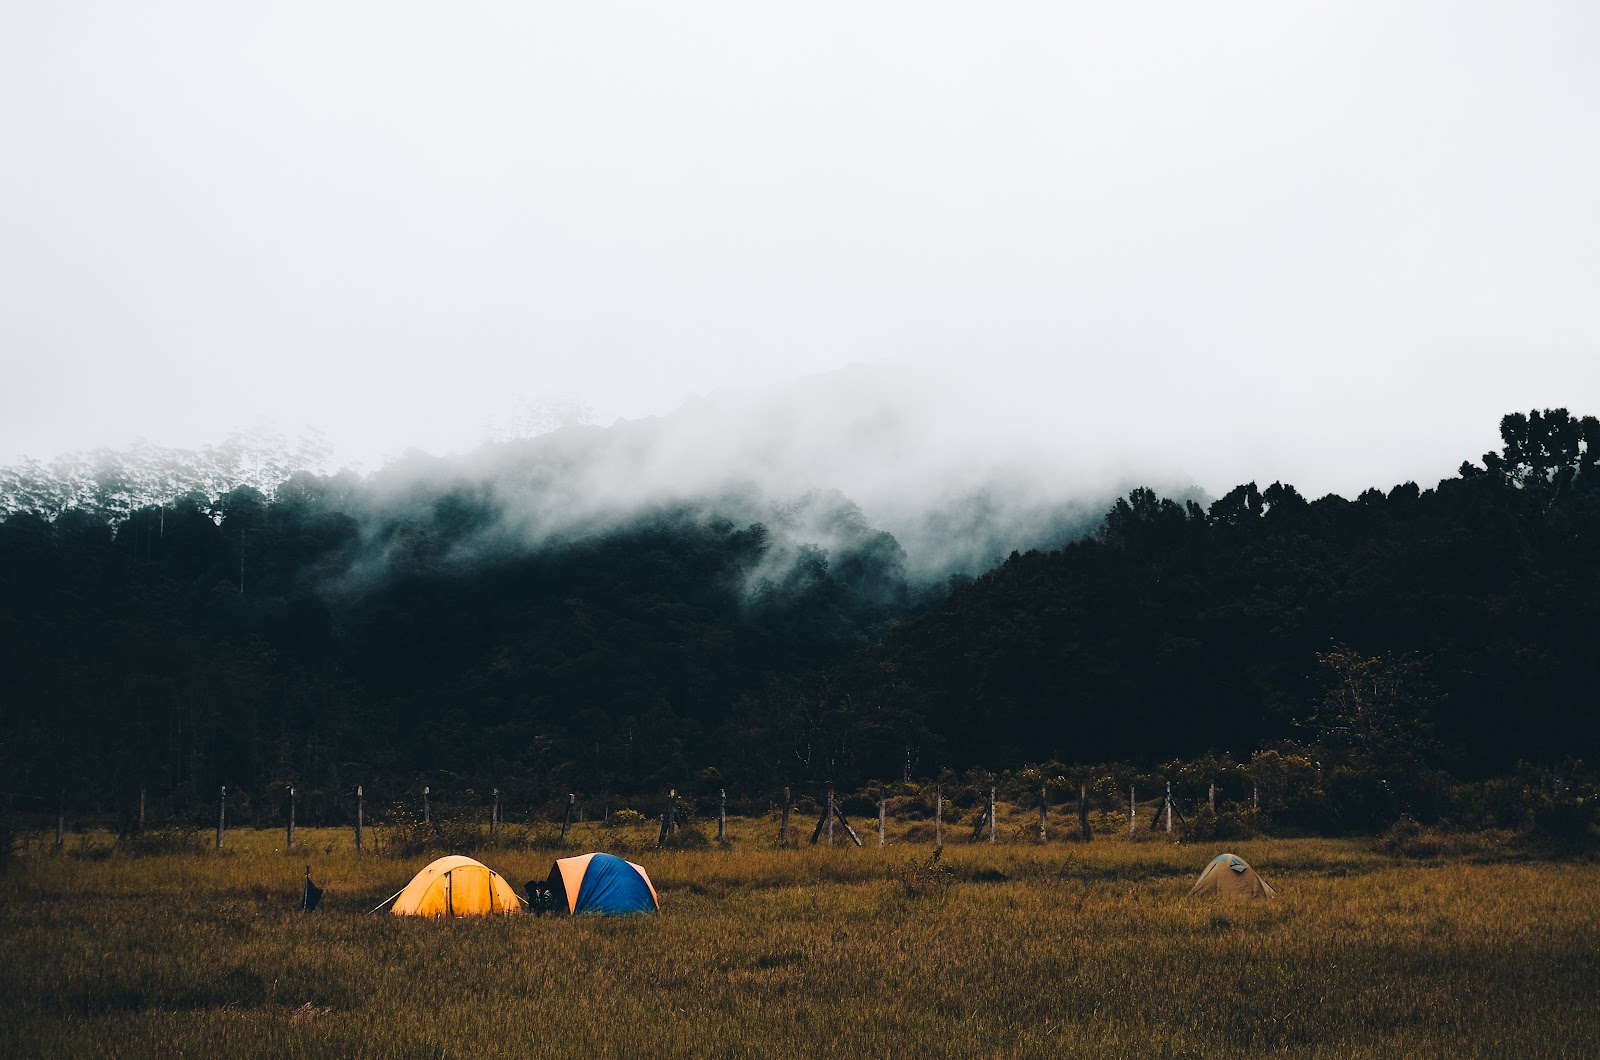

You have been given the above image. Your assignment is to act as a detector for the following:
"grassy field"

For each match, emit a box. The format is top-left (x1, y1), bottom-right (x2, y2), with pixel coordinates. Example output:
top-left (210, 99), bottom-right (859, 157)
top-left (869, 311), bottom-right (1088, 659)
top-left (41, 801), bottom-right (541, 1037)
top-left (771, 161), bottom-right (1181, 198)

top-left (3, 817), bottom-right (1598, 1059)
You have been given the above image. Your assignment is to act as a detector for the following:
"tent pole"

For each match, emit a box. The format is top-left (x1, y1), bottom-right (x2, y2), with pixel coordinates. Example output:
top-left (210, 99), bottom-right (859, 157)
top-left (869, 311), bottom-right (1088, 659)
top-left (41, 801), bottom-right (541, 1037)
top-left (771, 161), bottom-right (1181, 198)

top-left (367, 885), bottom-right (408, 915)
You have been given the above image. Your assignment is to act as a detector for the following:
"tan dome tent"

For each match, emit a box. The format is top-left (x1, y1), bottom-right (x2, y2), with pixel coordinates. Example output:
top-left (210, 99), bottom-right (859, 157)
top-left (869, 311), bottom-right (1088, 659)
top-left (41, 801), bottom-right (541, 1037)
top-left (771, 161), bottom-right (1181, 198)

top-left (389, 855), bottom-right (523, 917)
top-left (1188, 853), bottom-right (1275, 898)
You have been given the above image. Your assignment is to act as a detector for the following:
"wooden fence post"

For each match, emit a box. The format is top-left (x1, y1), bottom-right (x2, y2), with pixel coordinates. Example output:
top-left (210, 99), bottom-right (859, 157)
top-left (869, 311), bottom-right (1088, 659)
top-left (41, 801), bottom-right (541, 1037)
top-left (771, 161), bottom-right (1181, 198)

top-left (718, 789), bottom-right (727, 842)
top-left (878, 786), bottom-right (886, 847)
top-left (1164, 782), bottom-right (1172, 834)
top-left (1079, 780), bottom-right (1091, 842)
top-left (781, 786), bottom-right (790, 843)
top-left (1129, 784), bottom-right (1136, 835)
top-left (1209, 782), bottom-right (1216, 813)
top-left (137, 786), bottom-right (146, 834)
top-left (826, 786), bottom-right (835, 847)
top-left (1039, 781), bottom-right (1048, 842)
top-left (491, 788), bottom-right (500, 844)
top-left (287, 785), bottom-right (296, 850)
top-left (56, 788), bottom-right (64, 850)
top-left (355, 785), bottom-right (363, 853)
top-left (423, 785), bottom-right (430, 827)
top-left (658, 789), bottom-right (677, 845)
top-left (561, 793), bottom-right (574, 840)
top-left (935, 784), bottom-right (943, 847)
top-left (987, 786), bottom-right (996, 843)
top-left (216, 785), bottom-right (226, 850)
top-left (1252, 780), bottom-right (1259, 811)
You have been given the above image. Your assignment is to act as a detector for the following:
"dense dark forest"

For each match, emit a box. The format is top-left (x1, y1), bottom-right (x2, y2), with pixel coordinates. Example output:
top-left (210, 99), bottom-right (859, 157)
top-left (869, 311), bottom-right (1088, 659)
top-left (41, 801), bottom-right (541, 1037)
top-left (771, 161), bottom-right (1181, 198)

top-left (1, 409), bottom-right (1596, 832)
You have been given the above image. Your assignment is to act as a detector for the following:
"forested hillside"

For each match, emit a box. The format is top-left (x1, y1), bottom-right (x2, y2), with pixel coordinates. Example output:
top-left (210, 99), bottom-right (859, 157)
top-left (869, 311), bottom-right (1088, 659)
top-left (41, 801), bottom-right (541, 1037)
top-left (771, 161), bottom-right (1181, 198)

top-left (1, 410), bottom-right (1596, 829)
top-left (841, 412), bottom-right (1600, 776)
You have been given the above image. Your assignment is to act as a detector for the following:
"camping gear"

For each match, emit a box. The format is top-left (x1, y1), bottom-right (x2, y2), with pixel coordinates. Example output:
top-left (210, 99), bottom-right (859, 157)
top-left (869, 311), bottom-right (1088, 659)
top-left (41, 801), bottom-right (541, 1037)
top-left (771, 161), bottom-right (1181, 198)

top-left (387, 855), bottom-right (523, 917)
top-left (1188, 852), bottom-right (1275, 898)
top-left (533, 852), bottom-right (659, 916)
top-left (301, 866), bottom-right (323, 913)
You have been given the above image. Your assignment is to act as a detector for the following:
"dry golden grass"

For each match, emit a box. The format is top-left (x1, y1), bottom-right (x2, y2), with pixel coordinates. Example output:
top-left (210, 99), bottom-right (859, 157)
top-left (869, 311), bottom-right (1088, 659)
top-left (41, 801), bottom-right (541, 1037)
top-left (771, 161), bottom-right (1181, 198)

top-left (3, 817), bottom-right (1598, 1059)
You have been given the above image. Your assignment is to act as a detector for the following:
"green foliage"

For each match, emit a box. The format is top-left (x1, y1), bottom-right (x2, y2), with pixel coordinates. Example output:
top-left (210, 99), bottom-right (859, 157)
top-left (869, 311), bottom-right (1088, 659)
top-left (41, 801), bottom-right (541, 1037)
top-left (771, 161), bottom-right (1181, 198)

top-left (1304, 645), bottom-right (1438, 772)
top-left (1532, 798), bottom-right (1597, 843)
top-left (605, 808), bottom-right (646, 828)
top-left (3, 408), bottom-right (1600, 827)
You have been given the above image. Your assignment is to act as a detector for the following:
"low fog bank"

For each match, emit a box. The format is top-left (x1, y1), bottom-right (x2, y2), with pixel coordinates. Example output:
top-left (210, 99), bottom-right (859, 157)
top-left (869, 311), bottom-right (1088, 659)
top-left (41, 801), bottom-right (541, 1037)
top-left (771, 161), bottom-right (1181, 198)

top-left (354, 364), bottom-right (1205, 583)
top-left (14, 358), bottom-right (1546, 590)
top-left (19, 360), bottom-right (1473, 586)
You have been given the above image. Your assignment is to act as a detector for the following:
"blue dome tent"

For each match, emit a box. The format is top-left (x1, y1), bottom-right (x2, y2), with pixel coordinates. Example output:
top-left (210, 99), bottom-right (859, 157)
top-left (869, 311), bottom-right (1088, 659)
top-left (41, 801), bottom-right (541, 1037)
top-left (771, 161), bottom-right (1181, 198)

top-left (532, 853), bottom-right (659, 916)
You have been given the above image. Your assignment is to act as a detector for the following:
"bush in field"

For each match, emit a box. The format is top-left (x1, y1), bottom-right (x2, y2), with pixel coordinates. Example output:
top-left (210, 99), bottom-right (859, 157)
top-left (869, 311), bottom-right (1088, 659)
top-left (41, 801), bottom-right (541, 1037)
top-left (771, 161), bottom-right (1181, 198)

top-left (118, 827), bottom-right (204, 857)
top-left (894, 848), bottom-right (954, 903)
top-left (1323, 768), bottom-right (1401, 832)
top-left (659, 826), bottom-right (710, 850)
top-left (1092, 810), bottom-right (1128, 836)
top-left (1532, 798), bottom-right (1596, 842)
top-left (840, 794), bottom-right (878, 819)
top-left (379, 817), bottom-right (488, 859)
top-left (1376, 816), bottom-right (1439, 858)
top-left (1182, 806), bottom-right (1259, 843)
top-left (606, 808), bottom-right (646, 827)
top-left (1375, 816), bottom-right (1523, 859)
top-left (892, 793), bottom-right (933, 820)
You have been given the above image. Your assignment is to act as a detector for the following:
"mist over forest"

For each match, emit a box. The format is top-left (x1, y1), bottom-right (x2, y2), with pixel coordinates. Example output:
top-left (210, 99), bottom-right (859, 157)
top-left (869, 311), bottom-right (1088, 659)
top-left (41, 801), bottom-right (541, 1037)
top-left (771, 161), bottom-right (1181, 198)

top-left (1, 406), bottom-right (1596, 834)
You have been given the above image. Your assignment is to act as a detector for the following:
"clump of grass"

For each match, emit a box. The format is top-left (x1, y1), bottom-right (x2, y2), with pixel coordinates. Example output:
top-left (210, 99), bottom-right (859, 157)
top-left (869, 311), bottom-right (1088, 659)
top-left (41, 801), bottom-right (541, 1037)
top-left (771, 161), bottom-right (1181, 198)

top-left (894, 847), bottom-right (954, 902)
top-left (377, 817), bottom-right (491, 859)
top-left (1375, 817), bottom-right (1525, 860)
top-left (657, 826), bottom-right (710, 851)
top-left (116, 826), bottom-right (206, 858)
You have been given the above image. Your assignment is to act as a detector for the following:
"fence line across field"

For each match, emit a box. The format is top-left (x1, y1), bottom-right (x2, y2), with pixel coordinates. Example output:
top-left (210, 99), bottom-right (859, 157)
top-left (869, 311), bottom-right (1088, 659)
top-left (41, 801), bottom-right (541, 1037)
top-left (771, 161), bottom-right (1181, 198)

top-left (17, 773), bottom-right (1288, 855)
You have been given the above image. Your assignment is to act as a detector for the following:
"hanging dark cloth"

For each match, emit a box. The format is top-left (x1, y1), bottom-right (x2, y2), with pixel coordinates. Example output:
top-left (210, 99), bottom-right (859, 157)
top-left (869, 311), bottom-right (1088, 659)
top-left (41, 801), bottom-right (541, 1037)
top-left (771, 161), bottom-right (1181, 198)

top-left (301, 867), bottom-right (323, 913)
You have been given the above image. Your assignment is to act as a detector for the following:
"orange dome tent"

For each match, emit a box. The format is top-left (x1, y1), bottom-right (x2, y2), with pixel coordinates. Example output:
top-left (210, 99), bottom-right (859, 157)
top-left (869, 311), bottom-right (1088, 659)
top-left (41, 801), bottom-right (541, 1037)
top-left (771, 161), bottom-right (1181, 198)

top-left (389, 855), bottom-right (523, 917)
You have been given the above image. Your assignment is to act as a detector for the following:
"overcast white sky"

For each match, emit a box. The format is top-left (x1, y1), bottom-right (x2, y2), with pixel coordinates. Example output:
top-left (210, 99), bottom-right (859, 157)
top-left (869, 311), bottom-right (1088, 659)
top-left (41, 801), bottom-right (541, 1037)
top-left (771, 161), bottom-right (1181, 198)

top-left (3, 0), bottom-right (1598, 499)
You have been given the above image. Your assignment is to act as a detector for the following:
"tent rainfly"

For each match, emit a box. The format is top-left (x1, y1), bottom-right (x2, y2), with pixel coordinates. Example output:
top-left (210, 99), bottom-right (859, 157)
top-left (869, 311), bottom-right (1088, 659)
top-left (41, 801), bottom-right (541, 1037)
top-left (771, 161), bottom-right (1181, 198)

top-left (390, 855), bottom-right (523, 917)
top-left (537, 853), bottom-right (659, 916)
top-left (1188, 853), bottom-right (1275, 898)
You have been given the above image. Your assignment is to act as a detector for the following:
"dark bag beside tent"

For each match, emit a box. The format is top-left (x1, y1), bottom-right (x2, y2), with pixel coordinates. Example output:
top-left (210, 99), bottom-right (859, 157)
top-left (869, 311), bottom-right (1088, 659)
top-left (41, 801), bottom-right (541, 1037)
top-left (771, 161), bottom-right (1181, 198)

top-left (301, 867), bottom-right (323, 913)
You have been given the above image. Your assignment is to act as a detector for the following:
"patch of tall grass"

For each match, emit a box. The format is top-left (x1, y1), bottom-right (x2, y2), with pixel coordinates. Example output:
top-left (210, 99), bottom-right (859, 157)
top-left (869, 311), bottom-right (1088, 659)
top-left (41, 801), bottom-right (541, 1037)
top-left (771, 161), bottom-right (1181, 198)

top-left (2, 821), bottom-right (1597, 1058)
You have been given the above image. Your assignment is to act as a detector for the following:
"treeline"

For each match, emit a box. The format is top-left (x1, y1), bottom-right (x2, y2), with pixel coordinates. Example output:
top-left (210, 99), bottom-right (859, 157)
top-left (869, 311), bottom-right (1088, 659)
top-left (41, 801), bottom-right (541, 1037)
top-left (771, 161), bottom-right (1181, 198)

top-left (0, 456), bottom-right (918, 824)
top-left (833, 409), bottom-right (1600, 782)
top-left (1, 409), bottom-right (1597, 836)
